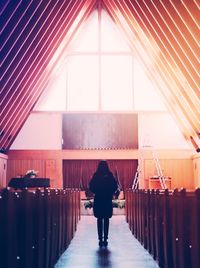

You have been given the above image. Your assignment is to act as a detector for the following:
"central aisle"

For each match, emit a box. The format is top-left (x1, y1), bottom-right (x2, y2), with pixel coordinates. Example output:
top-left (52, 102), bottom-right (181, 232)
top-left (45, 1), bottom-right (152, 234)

top-left (55, 216), bottom-right (160, 268)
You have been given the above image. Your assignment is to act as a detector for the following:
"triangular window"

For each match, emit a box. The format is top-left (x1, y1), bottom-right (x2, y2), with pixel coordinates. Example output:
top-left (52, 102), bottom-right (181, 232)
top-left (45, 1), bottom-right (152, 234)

top-left (34, 9), bottom-right (166, 112)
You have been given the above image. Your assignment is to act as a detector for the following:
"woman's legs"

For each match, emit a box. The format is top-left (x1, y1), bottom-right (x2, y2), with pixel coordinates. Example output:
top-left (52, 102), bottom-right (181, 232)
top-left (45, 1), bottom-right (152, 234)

top-left (97, 218), bottom-right (103, 246)
top-left (97, 217), bottom-right (109, 246)
top-left (103, 218), bottom-right (109, 246)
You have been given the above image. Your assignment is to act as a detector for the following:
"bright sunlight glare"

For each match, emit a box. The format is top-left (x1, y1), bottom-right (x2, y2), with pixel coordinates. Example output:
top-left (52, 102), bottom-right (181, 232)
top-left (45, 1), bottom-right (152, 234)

top-left (35, 10), bottom-right (166, 112)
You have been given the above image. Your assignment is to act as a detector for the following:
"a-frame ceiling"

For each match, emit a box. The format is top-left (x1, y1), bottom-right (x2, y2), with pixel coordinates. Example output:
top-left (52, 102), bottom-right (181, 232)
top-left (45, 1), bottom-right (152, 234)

top-left (0, 0), bottom-right (199, 152)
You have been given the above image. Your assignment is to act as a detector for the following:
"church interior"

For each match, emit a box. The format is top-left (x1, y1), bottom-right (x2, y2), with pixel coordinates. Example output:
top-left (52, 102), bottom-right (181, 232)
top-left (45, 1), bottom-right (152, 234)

top-left (0, 0), bottom-right (199, 267)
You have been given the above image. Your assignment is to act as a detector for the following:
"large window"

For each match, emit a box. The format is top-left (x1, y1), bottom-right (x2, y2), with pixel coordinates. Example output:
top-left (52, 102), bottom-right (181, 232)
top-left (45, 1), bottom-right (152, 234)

top-left (34, 9), bottom-right (166, 112)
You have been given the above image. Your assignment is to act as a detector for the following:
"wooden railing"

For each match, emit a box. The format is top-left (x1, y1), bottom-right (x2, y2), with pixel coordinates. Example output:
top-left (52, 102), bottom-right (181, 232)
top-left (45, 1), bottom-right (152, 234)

top-left (0, 188), bottom-right (80, 268)
top-left (125, 188), bottom-right (200, 268)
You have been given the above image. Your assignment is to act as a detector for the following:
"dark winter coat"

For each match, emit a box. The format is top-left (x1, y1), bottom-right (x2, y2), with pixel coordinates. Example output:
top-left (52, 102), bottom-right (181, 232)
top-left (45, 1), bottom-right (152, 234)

top-left (89, 171), bottom-right (118, 218)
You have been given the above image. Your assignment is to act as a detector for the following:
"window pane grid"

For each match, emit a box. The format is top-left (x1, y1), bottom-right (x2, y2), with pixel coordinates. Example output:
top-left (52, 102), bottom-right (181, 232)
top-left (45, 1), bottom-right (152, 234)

top-left (35, 9), bottom-right (166, 112)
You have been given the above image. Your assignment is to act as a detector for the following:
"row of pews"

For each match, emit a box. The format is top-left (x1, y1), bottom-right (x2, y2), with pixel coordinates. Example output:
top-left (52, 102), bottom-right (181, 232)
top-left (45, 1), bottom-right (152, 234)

top-left (0, 188), bottom-right (80, 268)
top-left (125, 188), bottom-right (200, 268)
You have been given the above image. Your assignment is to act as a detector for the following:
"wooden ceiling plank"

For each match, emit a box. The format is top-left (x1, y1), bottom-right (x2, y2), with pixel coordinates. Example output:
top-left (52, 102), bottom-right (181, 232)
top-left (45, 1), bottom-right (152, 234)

top-left (170, 0), bottom-right (200, 56)
top-left (182, 0), bottom-right (200, 30)
top-left (0, 0), bottom-right (22, 35)
top-left (149, 0), bottom-right (200, 94)
top-left (0, 1), bottom-right (10, 17)
top-left (1, 0), bottom-right (61, 100)
top-left (1, 1), bottom-right (34, 55)
top-left (1, 0), bottom-right (47, 77)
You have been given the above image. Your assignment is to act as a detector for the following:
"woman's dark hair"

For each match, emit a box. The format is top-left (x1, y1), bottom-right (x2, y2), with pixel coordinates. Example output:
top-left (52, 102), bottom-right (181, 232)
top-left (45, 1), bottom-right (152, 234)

top-left (96, 160), bottom-right (110, 174)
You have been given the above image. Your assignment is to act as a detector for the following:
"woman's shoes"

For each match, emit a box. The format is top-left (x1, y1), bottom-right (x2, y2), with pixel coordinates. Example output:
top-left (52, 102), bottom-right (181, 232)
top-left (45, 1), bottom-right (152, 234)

top-left (103, 240), bottom-right (108, 247)
top-left (99, 240), bottom-right (108, 247)
top-left (99, 240), bottom-right (104, 247)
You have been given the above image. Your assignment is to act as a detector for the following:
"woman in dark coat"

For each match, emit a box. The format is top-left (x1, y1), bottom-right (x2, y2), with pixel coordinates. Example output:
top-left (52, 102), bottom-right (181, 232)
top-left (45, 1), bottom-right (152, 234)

top-left (89, 160), bottom-right (118, 247)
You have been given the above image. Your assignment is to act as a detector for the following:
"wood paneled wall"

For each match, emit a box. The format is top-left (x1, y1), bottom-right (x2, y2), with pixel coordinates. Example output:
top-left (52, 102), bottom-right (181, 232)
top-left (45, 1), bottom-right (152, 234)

top-left (6, 149), bottom-right (196, 190)
top-left (7, 151), bottom-right (63, 188)
top-left (144, 159), bottom-right (194, 190)
top-left (193, 155), bottom-right (200, 188)
top-left (0, 153), bottom-right (7, 188)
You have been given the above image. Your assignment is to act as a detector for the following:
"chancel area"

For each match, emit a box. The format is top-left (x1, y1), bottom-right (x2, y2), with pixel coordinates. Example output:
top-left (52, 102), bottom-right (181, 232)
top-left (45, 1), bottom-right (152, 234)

top-left (0, 1), bottom-right (199, 267)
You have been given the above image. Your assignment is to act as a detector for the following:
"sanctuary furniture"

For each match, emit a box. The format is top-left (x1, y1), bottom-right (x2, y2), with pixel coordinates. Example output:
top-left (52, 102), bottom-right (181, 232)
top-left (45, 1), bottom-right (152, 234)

top-left (8, 177), bottom-right (50, 189)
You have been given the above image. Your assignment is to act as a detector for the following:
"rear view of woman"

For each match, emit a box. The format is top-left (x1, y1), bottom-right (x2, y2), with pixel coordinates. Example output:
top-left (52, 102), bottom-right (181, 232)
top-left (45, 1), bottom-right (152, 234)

top-left (89, 160), bottom-right (118, 247)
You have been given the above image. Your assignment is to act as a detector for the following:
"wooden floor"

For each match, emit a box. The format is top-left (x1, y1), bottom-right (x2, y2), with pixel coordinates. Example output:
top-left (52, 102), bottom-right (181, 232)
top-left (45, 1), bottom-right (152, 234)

top-left (55, 215), bottom-right (160, 268)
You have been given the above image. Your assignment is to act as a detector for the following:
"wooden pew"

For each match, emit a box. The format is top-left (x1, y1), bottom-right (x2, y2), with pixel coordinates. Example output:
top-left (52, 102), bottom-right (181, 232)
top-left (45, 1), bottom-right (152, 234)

top-left (0, 188), bottom-right (80, 268)
top-left (125, 188), bottom-right (200, 268)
